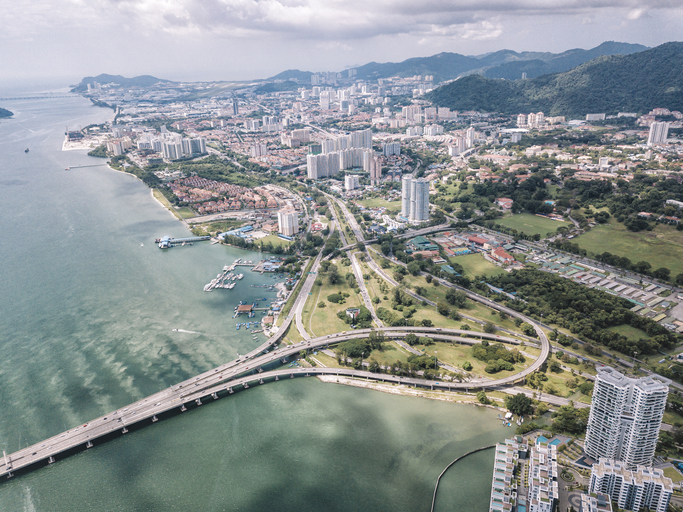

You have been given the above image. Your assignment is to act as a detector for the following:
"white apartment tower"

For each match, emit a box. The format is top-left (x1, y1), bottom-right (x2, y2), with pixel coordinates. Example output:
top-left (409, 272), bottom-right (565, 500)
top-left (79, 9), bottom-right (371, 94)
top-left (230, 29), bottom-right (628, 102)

top-left (585, 367), bottom-right (669, 469)
top-left (369, 155), bottom-right (382, 185)
top-left (344, 175), bottom-right (360, 191)
top-left (277, 209), bottom-right (299, 237)
top-left (410, 178), bottom-right (430, 222)
top-left (648, 122), bottom-right (670, 146)
top-left (401, 175), bottom-right (412, 217)
top-left (590, 458), bottom-right (673, 512)
top-left (528, 439), bottom-right (559, 512)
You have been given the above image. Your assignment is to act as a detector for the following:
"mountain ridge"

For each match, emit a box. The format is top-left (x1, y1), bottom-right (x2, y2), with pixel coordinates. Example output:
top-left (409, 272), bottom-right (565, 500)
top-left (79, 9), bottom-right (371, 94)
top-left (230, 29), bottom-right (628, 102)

top-left (425, 42), bottom-right (683, 117)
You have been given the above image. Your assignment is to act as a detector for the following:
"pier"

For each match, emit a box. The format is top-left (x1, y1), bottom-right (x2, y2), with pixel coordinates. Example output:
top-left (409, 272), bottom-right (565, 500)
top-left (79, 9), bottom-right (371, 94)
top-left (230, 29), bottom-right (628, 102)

top-left (156, 236), bottom-right (210, 249)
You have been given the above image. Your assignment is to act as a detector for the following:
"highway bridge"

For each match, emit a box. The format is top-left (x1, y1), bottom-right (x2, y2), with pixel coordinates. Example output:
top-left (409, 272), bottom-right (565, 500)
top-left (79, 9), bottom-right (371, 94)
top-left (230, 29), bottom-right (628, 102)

top-left (0, 322), bottom-right (547, 482)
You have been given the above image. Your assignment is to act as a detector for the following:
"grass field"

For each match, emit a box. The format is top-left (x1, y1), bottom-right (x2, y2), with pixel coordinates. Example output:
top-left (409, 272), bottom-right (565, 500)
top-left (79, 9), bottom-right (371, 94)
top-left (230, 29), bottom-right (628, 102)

top-left (451, 253), bottom-right (507, 279)
top-left (358, 197), bottom-right (401, 213)
top-left (606, 324), bottom-right (649, 342)
top-left (176, 207), bottom-right (197, 219)
top-left (574, 219), bottom-right (683, 277)
top-left (496, 213), bottom-right (569, 238)
top-left (258, 234), bottom-right (294, 248)
top-left (663, 467), bottom-right (683, 483)
top-left (300, 271), bottom-right (364, 337)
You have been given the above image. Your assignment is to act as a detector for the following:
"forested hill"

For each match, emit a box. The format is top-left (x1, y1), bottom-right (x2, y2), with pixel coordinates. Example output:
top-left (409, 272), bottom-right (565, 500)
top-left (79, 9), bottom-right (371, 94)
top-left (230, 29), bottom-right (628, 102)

top-left (426, 42), bottom-right (683, 117)
top-left (0, 107), bottom-right (12, 118)
top-left (71, 74), bottom-right (171, 93)
top-left (349, 41), bottom-right (647, 82)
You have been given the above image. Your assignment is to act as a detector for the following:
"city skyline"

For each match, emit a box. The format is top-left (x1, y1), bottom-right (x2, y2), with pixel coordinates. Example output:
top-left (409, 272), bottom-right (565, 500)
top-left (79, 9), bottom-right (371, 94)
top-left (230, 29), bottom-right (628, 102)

top-left (1, 1), bottom-right (683, 84)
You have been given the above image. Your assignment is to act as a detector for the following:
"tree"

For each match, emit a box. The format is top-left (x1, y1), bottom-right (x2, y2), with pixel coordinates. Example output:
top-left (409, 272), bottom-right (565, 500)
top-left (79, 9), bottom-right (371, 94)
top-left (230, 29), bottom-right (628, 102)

top-left (407, 261), bottom-right (422, 276)
top-left (437, 302), bottom-right (450, 316)
top-left (404, 333), bottom-right (419, 346)
top-left (483, 322), bottom-right (497, 334)
top-left (653, 267), bottom-right (671, 281)
top-left (421, 319), bottom-right (433, 327)
top-left (477, 391), bottom-right (491, 405)
top-left (549, 361), bottom-right (562, 373)
top-left (462, 361), bottom-right (473, 371)
top-left (446, 288), bottom-right (467, 308)
top-left (356, 241), bottom-right (365, 251)
top-left (504, 393), bottom-right (535, 416)
top-left (317, 301), bottom-right (326, 308)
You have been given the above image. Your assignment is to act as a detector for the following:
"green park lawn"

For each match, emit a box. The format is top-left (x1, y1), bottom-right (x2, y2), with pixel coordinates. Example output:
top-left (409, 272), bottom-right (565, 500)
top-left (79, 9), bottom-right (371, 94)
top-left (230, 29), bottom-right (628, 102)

top-left (258, 234), bottom-right (294, 248)
top-left (176, 207), bottom-right (197, 219)
top-left (663, 466), bottom-right (683, 484)
top-left (606, 324), bottom-right (650, 342)
top-left (451, 253), bottom-right (507, 279)
top-left (574, 219), bottom-right (683, 277)
top-left (302, 273), bottom-right (365, 337)
top-left (496, 213), bottom-right (569, 238)
top-left (416, 341), bottom-right (531, 380)
top-left (358, 197), bottom-right (401, 213)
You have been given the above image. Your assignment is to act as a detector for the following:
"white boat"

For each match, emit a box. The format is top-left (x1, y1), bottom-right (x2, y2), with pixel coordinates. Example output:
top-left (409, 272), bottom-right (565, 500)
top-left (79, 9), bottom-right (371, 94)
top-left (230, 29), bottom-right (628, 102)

top-left (237, 274), bottom-right (244, 280)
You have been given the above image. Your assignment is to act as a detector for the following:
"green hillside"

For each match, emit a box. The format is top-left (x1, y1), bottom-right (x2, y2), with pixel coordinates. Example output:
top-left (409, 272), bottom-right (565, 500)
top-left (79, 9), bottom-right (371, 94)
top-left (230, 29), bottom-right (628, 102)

top-left (426, 42), bottom-right (683, 117)
top-left (71, 74), bottom-right (171, 93)
top-left (349, 42), bottom-right (646, 83)
top-left (0, 107), bottom-right (12, 118)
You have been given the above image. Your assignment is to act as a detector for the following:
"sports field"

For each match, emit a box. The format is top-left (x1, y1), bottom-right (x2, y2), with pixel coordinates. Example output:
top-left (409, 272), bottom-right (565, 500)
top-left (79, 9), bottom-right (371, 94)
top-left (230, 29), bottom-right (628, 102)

top-left (451, 253), bottom-right (507, 279)
top-left (496, 213), bottom-right (568, 238)
top-left (574, 220), bottom-right (683, 277)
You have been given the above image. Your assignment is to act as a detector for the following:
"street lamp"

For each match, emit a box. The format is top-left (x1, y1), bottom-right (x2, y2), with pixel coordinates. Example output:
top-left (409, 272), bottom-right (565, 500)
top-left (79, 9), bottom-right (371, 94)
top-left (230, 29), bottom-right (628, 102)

top-left (632, 351), bottom-right (638, 371)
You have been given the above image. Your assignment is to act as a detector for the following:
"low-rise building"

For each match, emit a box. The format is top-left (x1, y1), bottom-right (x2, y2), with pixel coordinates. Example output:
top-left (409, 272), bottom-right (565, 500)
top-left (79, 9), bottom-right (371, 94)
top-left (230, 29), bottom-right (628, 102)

top-left (528, 438), bottom-right (558, 512)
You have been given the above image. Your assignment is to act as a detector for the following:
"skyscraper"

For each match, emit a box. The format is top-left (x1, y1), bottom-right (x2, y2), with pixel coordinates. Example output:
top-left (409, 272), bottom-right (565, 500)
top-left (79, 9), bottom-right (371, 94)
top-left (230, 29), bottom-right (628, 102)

top-left (410, 178), bottom-right (430, 222)
top-left (401, 175), bottom-right (412, 218)
top-left (585, 367), bottom-right (669, 469)
top-left (369, 155), bottom-right (382, 185)
top-left (648, 122), bottom-right (670, 146)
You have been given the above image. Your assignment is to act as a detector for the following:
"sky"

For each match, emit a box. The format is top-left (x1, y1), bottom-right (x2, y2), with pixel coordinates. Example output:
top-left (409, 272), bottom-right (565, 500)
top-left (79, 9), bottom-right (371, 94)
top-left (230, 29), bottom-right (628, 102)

top-left (1, 0), bottom-right (683, 85)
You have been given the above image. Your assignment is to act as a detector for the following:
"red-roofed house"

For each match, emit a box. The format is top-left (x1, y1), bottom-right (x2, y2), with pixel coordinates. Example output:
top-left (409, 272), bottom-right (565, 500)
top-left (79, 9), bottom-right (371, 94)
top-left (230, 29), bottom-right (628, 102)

top-left (491, 248), bottom-right (514, 265)
top-left (496, 198), bottom-right (513, 210)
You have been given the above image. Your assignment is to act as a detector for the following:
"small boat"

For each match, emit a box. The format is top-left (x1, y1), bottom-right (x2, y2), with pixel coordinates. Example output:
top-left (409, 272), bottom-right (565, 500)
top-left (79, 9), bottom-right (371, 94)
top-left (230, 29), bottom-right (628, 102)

top-left (24, 148), bottom-right (29, 153)
top-left (140, 243), bottom-right (144, 247)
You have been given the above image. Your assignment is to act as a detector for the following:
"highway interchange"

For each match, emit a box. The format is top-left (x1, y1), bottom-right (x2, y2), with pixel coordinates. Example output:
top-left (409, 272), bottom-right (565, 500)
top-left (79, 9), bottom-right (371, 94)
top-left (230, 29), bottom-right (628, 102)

top-left (0, 192), bottom-right (552, 482)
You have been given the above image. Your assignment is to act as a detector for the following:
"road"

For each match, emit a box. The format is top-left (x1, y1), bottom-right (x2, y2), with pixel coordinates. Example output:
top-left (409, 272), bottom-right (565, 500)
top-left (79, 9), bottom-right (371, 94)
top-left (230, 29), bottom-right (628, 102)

top-left (0, 324), bottom-right (549, 481)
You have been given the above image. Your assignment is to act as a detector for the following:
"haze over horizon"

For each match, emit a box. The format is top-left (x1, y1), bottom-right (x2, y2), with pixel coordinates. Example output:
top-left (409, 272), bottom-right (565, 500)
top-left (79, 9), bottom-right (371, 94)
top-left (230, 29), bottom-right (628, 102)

top-left (2, 0), bottom-right (683, 85)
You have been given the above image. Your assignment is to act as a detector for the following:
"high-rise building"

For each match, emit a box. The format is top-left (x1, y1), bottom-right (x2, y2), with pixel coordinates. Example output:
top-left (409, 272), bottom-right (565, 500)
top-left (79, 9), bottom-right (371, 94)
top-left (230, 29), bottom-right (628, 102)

top-left (231, 98), bottom-right (239, 116)
top-left (382, 142), bottom-right (400, 157)
top-left (344, 175), bottom-right (360, 191)
top-left (517, 114), bottom-right (527, 127)
top-left (585, 367), bottom-right (669, 469)
top-left (648, 122), bottom-right (670, 146)
top-left (401, 175), bottom-right (412, 218)
top-left (409, 178), bottom-right (429, 222)
top-left (528, 438), bottom-right (559, 512)
top-left (590, 458), bottom-right (673, 512)
top-left (277, 208), bottom-right (299, 237)
top-left (369, 155), bottom-right (382, 185)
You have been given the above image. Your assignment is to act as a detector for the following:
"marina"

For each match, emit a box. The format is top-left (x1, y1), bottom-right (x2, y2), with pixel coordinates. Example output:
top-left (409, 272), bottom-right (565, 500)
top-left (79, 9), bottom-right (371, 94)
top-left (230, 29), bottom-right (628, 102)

top-left (156, 235), bottom-right (211, 249)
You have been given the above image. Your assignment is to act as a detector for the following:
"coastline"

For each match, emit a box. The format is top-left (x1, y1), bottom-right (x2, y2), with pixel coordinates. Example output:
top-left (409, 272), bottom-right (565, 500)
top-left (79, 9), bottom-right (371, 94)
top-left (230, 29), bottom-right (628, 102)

top-left (317, 374), bottom-right (508, 413)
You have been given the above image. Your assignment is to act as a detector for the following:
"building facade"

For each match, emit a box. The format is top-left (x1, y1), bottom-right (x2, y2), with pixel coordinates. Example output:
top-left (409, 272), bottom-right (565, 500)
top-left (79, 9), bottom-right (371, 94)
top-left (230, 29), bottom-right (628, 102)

top-left (590, 458), bottom-right (673, 512)
top-left (528, 439), bottom-right (558, 512)
top-left (648, 122), bottom-right (670, 146)
top-left (585, 367), bottom-right (669, 469)
top-left (277, 209), bottom-right (299, 237)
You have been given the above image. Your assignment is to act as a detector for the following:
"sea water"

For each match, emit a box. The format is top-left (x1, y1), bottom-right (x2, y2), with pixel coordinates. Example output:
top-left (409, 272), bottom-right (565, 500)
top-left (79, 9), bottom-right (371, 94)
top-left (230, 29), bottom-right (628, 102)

top-left (0, 91), bottom-right (508, 511)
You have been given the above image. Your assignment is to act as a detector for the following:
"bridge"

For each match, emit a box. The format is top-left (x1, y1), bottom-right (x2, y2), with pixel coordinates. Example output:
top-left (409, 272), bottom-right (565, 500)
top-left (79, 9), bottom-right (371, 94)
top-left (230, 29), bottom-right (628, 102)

top-left (0, 321), bottom-right (548, 481)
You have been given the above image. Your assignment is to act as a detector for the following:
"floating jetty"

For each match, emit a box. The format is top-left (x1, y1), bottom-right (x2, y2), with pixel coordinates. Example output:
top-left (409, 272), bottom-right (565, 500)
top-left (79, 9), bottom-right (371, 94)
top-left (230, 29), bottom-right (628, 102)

top-left (156, 236), bottom-right (210, 249)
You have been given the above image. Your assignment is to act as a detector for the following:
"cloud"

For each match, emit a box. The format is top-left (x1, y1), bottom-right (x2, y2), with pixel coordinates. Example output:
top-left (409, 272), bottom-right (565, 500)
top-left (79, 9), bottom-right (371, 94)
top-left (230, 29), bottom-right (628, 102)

top-left (2, 0), bottom-right (680, 43)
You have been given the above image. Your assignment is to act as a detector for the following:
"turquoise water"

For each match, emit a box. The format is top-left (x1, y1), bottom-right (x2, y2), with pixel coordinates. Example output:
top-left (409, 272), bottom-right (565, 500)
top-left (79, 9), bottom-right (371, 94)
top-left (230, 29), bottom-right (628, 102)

top-left (0, 93), bottom-right (508, 511)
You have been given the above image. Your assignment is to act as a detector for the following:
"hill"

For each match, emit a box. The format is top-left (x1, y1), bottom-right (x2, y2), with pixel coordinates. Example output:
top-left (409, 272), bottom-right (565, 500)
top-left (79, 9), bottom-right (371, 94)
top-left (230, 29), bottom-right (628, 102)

top-left (268, 69), bottom-right (313, 82)
top-left (71, 74), bottom-right (171, 93)
top-left (0, 107), bottom-right (12, 118)
top-left (348, 42), bottom-right (647, 82)
top-left (253, 80), bottom-right (300, 94)
top-left (481, 41), bottom-right (648, 80)
top-left (425, 42), bottom-right (683, 117)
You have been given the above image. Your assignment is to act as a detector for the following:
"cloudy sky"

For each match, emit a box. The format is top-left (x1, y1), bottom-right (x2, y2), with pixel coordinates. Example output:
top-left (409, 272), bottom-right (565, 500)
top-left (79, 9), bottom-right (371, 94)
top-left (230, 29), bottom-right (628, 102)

top-left (2, 0), bottom-right (682, 84)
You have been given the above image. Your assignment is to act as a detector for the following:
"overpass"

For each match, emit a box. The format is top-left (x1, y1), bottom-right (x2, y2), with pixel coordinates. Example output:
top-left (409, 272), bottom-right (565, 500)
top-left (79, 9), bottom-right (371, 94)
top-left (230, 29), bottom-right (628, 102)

top-left (0, 322), bottom-right (548, 482)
